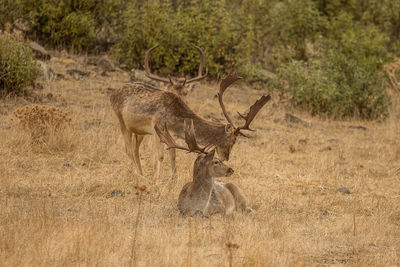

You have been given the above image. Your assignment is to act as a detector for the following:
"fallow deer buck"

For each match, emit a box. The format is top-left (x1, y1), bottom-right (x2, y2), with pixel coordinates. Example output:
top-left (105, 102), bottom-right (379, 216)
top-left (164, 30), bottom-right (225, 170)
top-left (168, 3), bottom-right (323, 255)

top-left (143, 44), bottom-right (207, 96)
top-left (155, 120), bottom-right (249, 216)
top-left (110, 71), bottom-right (270, 179)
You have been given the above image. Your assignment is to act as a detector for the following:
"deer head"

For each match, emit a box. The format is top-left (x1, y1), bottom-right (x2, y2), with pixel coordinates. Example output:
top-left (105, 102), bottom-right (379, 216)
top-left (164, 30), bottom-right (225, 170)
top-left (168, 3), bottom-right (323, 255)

top-left (144, 45), bottom-right (207, 96)
top-left (216, 71), bottom-right (271, 161)
top-left (155, 120), bottom-right (234, 178)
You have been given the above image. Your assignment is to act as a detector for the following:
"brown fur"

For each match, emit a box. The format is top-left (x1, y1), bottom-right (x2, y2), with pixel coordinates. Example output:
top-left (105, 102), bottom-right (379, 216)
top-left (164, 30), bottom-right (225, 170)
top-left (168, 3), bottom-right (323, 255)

top-left (178, 151), bottom-right (247, 217)
top-left (110, 82), bottom-right (238, 179)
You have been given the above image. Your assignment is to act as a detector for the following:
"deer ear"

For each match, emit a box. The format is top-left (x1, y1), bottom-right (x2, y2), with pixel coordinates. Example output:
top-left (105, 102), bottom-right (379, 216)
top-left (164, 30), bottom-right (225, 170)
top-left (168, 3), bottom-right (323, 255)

top-left (225, 124), bottom-right (234, 133)
top-left (204, 149), bottom-right (215, 161)
top-left (188, 83), bottom-right (197, 92)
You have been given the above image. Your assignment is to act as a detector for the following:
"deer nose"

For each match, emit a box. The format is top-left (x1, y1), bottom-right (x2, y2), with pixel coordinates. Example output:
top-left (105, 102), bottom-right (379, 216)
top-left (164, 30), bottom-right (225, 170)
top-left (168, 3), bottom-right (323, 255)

top-left (227, 168), bottom-right (234, 175)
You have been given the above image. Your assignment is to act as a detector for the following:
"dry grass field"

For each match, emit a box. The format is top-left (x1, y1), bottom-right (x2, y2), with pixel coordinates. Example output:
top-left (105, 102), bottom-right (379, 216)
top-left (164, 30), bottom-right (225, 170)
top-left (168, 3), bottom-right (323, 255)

top-left (1, 54), bottom-right (400, 266)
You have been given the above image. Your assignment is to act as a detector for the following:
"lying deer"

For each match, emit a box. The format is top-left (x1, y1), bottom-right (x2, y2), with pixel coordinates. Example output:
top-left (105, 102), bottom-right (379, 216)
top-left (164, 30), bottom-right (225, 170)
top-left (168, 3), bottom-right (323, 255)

top-left (110, 71), bottom-right (270, 179)
top-left (143, 44), bottom-right (207, 96)
top-left (155, 120), bottom-right (248, 216)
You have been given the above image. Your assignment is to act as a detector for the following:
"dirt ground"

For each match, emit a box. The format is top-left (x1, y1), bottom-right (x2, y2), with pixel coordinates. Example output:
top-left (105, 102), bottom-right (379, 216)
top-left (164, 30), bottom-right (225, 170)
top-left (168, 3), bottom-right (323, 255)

top-left (0, 53), bottom-right (399, 266)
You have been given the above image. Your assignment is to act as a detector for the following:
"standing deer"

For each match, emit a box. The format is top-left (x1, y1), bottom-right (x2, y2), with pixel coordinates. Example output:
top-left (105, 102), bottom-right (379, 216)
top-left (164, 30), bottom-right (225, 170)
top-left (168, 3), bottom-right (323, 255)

top-left (143, 44), bottom-right (207, 96)
top-left (155, 120), bottom-right (249, 216)
top-left (110, 71), bottom-right (270, 179)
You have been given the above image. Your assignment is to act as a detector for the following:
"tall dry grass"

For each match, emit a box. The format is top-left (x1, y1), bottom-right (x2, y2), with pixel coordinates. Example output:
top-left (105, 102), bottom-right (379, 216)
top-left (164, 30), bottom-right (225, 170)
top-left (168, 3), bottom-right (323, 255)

top-left (0, 54), bottom-right (399, 266)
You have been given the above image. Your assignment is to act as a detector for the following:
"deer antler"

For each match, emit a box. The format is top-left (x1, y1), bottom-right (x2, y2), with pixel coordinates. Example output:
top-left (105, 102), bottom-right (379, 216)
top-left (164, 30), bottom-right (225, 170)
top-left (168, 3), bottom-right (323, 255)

top-left (144, 45), bottom-right (171, 84)
top-left (145, 44), bottom-right (208, 85)
top-left (217, 71), bottom-right (271, 136)
top-left (154, 120), bottom-right (207, 154)
top-left (186, 44), bottom-right (208, 83)
top-left (184, 119), bottom-right (207, 153)
top-left (218, 71), bottom-right (243, 127)
top-left (154, 123), bottom-right (190, 152)
top-left (235, 95), bottom-right (271, 134)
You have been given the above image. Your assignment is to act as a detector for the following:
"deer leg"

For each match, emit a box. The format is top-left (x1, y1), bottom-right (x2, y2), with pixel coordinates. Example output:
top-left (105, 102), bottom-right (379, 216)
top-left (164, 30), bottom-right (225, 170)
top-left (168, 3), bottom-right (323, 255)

top-left (224, 183), bottom-right (248, 212)
top-left (168, 148), bottom-right (178, 181)
top-left (133, 134), bottom-right (145, 176)
top-left (119, 123), bottom-right (134, 160)
top-left (153, 133), bottom-right (164, 179)
top-left (120, 124), bottom-right (145, 177)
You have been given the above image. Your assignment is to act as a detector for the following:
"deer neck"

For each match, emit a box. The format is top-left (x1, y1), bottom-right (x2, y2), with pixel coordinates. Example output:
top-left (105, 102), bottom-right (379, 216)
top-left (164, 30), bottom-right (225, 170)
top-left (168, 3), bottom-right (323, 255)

top-left (193, 118), bottom-right (226, 145)
top-left (191, 160), bottom-right (214, 198)
top-left (168, 115), bottom-right (226, 146)
top-left (162, 93), bottom-right (227, 145)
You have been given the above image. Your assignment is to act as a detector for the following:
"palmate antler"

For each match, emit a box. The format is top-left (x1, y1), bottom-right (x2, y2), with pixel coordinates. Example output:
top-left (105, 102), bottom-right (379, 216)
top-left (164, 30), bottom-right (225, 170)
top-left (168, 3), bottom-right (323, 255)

top-left (218, 71), bottom-right (271, 136)
top-left (144, 44), bottom-right (207, 84)
top-left (235, 95), bottom-right (271, 134)
top-left (154, 120), bottom-right (209, 154)
top-left (218, 71), bottom-right (243, 126)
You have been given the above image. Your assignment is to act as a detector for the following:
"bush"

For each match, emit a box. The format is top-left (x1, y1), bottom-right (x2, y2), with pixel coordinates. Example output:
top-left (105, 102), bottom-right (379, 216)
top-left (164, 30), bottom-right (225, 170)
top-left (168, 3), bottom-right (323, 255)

top-left (1, 0), bottom-right (398, 119)
top-left (0, 34), bottom-right (39, 96)
top-left (13, 105), bottom-right (71, 144)
top-left (18, 0), bottom-right (128, 51)
top-left (112, 0), bottom-right (268, 79)
top-left (268, 0), bottom-right (323, 61)
top-left (0, 0), bottom-right (23, 29)
top-left (275, 47), bottom-right (391, 119)
top-left (53, 11), bottom-right (96, 49)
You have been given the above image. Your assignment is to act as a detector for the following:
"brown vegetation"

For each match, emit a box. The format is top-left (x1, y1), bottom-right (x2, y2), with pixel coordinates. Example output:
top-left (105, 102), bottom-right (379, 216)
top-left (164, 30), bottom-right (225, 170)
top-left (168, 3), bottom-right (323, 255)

top-left (0, 55), bottom-right (399, 265)
top-left (13, 104), bottom-right (71, 144)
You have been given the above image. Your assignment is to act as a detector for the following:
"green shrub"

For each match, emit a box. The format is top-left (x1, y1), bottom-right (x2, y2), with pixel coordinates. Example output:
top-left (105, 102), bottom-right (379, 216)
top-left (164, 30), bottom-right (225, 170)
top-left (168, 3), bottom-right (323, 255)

top-left (275, 47), bottom-right (390, 119)
top-left (19, 0), bottom-right (127, 50)
top-left (112, 0), bottom-right (272, 79)
top-left (53, 11), bottom-right (96, 49)
top-left (112, 0), bottom-right (238, 78)
top-left (268, 0), bottom-right (323, 61)
top-left (0, 0), bottom-right (23, 29)
top-left (0, 34), bottom-right (39, 96)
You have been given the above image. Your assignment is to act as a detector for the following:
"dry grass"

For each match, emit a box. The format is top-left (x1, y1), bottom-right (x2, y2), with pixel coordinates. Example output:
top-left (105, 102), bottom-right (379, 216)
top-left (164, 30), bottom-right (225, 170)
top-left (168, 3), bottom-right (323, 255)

top-left (0, 54), bottom-right (400, 266)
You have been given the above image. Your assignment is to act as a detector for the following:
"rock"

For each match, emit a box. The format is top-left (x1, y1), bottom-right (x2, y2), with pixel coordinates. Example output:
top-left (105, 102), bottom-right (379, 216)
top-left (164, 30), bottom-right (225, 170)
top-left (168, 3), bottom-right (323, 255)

top-left (108, 190), bottom-right (125, 198)
top-left (285, 113), bottom-right (309, 126)
top-left (337, 187), bottom-right (351, 194)
top-left (327, 138), bottom-right (339, 143)
top-left (56, 73), bottom-right (65, 80)
top-left (63, 162), bottom-right (71, 168)
top-left (34, 82), bottom-right (44, 90)
top-left (37, 60), bottom-right (55, 81)
top-left (67, 69), bottom-right (90, 80)
top-left (29, 41), bottom-right (51, 60)
top-left (319, 209), bottom-right (329, 216)
top-left (87, 56), bottom-right (115, 72)
top-left (348, 125), bottom-right (367, 131)
top-left (319, 146), bottom-right (332, 152)
top-left (298, 139), bottom-right (308, 144)
top-left (51, 57), bottom-right (77, 65)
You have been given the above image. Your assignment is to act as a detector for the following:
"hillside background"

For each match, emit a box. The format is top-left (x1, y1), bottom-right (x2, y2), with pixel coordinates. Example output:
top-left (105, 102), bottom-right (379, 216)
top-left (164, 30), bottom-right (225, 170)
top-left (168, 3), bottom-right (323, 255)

top-left (2, 0), bottom-right (400, 118)
top-left (0, 0), bottom-right (400, 266)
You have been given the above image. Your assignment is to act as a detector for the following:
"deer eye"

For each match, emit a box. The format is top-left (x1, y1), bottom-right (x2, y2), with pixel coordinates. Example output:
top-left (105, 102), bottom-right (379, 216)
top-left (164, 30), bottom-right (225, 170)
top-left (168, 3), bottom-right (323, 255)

top-left (213, 161), bottom-right (219, 165)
